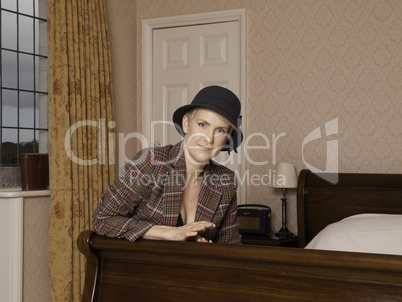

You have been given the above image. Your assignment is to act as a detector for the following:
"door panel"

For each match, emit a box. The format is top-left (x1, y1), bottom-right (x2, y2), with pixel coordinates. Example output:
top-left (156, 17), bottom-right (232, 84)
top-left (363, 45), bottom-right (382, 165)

top-left (152, 21), bottom-right (240, 147)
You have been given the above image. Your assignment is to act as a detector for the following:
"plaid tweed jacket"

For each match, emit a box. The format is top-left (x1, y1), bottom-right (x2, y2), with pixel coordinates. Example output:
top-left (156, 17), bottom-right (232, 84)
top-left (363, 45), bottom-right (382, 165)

top-left (93, 141), bottom-right (241, 244)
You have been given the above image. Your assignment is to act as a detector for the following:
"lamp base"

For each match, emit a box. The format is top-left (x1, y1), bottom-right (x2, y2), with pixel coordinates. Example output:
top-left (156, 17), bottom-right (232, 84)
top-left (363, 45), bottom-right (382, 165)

top-left (275, 226), bottom-right (295, 239)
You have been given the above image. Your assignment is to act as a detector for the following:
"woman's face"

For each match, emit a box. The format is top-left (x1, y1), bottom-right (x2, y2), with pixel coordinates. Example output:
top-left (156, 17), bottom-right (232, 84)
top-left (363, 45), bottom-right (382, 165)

top-left (182, 108), bottom-right (231, 167)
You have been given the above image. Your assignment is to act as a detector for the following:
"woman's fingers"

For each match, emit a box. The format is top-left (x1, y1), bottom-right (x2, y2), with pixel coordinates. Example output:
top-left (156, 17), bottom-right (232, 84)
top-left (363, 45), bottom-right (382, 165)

top-left (194, 235), bottom-right (213, 243)
top-left (173, 221), bottom-right (215, 241)
top-left (186, 231), bottom-right (198, 237)
top-left (190, 221), bottom-right (215, 230)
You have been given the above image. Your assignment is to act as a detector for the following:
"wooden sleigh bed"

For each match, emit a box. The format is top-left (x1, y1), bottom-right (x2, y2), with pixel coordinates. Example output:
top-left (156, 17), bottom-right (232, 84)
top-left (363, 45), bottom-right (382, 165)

top-left (78, 170), bottom-right (402, 301)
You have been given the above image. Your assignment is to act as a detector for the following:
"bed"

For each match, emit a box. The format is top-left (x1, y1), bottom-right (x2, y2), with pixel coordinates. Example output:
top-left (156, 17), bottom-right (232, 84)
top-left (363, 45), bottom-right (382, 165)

top-left (78, 169), bottom-right (402, 301)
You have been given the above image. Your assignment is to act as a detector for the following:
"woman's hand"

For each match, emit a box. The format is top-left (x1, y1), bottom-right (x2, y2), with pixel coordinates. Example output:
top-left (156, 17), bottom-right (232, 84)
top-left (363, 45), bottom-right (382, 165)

top-left (143, 221), bottom-right (215, 242)
top-left (173, 221), bottom-right (215, 242)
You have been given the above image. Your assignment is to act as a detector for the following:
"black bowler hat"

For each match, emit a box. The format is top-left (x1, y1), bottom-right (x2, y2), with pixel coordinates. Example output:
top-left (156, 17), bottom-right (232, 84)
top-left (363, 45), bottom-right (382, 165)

top-left (172, 85), bottom-right (243, 153)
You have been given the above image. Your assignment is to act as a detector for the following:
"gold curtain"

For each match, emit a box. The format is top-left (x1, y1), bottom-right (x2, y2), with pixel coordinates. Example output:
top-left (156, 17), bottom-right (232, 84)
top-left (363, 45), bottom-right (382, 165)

top-left (47, 0), bottom-right (115, 300)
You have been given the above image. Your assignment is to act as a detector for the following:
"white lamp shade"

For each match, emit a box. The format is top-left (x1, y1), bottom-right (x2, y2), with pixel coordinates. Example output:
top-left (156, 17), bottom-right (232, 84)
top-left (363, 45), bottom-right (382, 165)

top-left (270, 162), bottom-right (298, 189)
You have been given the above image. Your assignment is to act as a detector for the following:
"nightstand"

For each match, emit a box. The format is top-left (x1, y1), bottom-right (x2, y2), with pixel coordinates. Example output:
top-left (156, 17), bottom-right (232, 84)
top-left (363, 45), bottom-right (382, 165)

top-left (241, 235), bottom-right (299, 247)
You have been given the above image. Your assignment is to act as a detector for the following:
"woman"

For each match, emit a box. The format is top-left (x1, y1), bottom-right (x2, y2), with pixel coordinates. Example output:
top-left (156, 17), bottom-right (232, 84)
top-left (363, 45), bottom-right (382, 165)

top-left (93, 85), bottom-right (243, 244)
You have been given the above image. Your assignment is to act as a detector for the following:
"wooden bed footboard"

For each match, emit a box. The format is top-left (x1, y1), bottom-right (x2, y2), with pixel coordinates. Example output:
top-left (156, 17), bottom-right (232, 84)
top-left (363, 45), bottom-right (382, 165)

top-left (78, 230), bottom-right (402, 302)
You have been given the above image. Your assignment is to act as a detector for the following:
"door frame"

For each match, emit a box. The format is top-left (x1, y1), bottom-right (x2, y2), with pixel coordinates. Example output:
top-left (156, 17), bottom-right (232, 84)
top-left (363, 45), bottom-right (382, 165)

top-left (142, 9), bottom-right (247, 203)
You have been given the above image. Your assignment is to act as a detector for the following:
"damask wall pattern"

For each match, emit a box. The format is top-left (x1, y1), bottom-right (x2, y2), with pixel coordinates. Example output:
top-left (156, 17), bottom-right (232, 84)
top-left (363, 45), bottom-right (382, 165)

top-left (107, 0), bottom-right (402, 234)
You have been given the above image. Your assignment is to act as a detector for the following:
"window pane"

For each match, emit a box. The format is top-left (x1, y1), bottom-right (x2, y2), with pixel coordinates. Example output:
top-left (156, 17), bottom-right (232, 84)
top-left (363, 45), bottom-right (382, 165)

top-left (38, 129), bottom-right (48, 153)
top-left (35, 0), bottom-right (39, 16)
top-left (35, 19), bottom-right (39, 54)
top-left (2, 0), bottom-right (17, 11)
top-left (20, 92), bottom-right (35, 128)
top-left (20, 129), bottom-right (36, 153)
top-left (1, 128), bottom-right (18, 164)
top-left (37, 93), bottom-right (48, 128)
top-left (35, 94), bottom-right (39, 128)
top-left (1, 90), bottom-right (18, 127)
top-left (36, 19), bottom-right (48, 55)
top-left (19, 15), bottom-right (34, 53)
top-left (36, 0), bottom-right (47, 19)
top-left (1, 11), bottom-right (17, 50)
top-left (19, 0), bottom-right (34, 15)
top-left (36, 56), bottom-right (48, 92)
top-left (2, 50), bottom-right (18, 88)
top-left (19, 53), bottom-right (34, 90)
top-left (2, 128), bottom-right (18, 143)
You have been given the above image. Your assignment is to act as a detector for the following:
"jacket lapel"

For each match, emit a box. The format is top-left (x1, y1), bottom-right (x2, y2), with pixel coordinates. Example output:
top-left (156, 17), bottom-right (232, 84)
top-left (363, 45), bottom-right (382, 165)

top-left (195, 171), bottom-right (222, 222)
top-left (162, 143), bottom-right (186, 226)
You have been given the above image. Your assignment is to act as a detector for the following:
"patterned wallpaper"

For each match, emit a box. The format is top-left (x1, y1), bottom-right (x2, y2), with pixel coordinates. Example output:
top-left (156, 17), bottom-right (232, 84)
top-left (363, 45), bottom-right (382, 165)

top-left (106, 0), bottom-right (402, 234)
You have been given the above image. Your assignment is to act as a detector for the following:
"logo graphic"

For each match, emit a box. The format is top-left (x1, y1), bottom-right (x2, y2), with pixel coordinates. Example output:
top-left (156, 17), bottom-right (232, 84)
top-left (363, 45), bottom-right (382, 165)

top-left (63, 118), bottom-right (339, 185)
top-left (302, 118), bottom-right (339, 184)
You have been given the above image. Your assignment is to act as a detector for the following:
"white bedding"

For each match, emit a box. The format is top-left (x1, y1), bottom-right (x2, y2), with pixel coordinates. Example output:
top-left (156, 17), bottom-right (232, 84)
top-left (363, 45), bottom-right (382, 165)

top-left (305, 214), bottom-right (402, 255)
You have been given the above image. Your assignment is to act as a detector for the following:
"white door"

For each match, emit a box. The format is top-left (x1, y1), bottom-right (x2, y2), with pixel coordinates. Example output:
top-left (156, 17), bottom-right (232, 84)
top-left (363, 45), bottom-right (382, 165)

top-left (152, 21), bottom-right (240, 147)
top-left (143, 10), bottom-right (246, 203)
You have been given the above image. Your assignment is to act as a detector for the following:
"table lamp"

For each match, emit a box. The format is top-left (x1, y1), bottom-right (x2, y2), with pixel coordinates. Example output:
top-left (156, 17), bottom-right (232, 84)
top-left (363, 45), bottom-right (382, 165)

top-left (269, 162), bottom-right (298, 239)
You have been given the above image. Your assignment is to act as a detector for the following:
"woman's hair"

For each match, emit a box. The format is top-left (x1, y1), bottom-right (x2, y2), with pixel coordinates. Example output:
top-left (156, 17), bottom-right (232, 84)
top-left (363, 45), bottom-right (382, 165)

top-left (185, 107), bottom-right (236, 131)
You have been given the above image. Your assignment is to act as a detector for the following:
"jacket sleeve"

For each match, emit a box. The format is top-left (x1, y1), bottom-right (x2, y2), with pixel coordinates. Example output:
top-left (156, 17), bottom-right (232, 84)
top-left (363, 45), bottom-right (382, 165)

top-left (92, 148), bottom-right (159, 242)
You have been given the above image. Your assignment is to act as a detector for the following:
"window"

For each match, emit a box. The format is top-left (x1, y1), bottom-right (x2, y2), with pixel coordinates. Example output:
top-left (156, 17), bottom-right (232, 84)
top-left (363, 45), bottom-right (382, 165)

top-left (0, 0), bottom-right (48, 167)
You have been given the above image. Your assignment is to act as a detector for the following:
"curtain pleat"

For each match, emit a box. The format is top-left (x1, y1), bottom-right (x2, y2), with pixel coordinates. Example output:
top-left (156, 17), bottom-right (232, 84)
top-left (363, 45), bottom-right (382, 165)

top-left (48, 0), bottom-right (115, 300)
